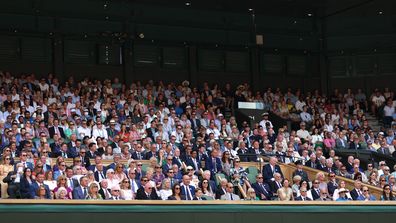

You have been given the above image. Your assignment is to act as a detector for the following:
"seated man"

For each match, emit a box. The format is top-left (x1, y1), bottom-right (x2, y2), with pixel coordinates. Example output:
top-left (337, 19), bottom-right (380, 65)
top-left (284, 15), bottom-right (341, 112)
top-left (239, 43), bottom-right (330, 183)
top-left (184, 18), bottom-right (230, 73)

top-left (220, 183), bottom-right (240, 201)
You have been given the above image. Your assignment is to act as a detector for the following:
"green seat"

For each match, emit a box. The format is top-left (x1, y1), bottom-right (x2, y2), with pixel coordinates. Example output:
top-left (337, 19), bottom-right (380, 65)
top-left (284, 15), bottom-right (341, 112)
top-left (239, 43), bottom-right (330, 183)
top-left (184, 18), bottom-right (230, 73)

top-left (141, 164), bottom-right (149, 172)
top-left (202, 195), bottom-right (214, 200)
top-left (215, 173), bottom-right (226, 185)
top-left (247, 166), bottom-right (259, 176)
top-left (247, 173), bottom-right (256, 184)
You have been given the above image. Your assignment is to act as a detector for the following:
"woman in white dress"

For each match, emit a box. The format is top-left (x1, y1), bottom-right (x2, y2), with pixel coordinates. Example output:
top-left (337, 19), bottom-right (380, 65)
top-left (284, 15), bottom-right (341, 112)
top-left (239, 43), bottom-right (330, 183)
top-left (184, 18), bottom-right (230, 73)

top-left (159, 178), bottom-right (173, 200)
top-left (120, 179), bottom-right (134, 200)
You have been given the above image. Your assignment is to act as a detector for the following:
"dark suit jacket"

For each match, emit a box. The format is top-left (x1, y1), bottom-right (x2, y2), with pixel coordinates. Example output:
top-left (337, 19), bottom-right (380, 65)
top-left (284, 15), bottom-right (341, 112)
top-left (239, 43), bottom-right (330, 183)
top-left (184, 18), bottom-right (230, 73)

top-left (310, 188), bottom-right (320, 200)
top-left (292, 169), bottom-right (309, 182)
top-left (295, 196), bottom-right (312, 201)
top-left (131, 151), bottom-right (146, 160)
top-left (269, 181), bottom-right (282, 194)
top-left (350, 188), bottom-right (360, 200)
top-left (262, 164), bottom-right (283, 183)
top-left (72, 186), bottom-right (87, 199)
top-left (327, 181), bottom-right (338, 196)
top-left (248, 148), bottom-right (263, 162)
top-left (305, 160), bottom-right (318, 169)
top-left (78, 155), bottom-right (91, 168)
top-left (251, 182), bottom-right (273, 200)
top-left (49, 126), bottom-right (65, 138)
top-left (136, 189), bottom-right (161, 200)
top-left (193, 196), bottom-right (207, 200)
top-left (186, 157), bottom-right (201, 171)
top-left (180, 184), bottom-right (195, 199)
top-left (205, 157), bottom-right (223, 176)
top-left (99, 188), bottom-right (111, 200)
top-left (237, 148), bottom-right (250, 162)
top-left (145, 151), bottom-right (159, 160)
top-left (215, 186), bottom-right (227, 200)
top-left (94, 170), bottom-right (107, 182)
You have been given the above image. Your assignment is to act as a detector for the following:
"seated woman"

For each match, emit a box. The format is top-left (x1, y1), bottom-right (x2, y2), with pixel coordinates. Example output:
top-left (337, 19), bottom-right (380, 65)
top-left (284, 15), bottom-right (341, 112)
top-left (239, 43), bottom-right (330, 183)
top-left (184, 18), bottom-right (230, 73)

top-left (168, 184), bottom-right (185, 200)
top-left (35, 185), bottom-right (51, 199)
top-left (277, 179), bottom-right (294, 201)
top-left (381, 184), bottom-right (395, 201)
top-left (55, 187), bottom-right (70, 200)
top-left (159, 178), bottom-right (172, 200)
top-left (245, 188), bottom-right (259, 201)
top-left (86, 183), bottom-right (103, 200)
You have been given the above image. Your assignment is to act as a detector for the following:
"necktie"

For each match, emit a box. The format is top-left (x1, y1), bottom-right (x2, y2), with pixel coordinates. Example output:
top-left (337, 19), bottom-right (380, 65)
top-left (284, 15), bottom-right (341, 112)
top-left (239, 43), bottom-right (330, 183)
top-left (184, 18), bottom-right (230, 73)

top-left (260, 183), bottom-right (268, 194)
top-left (230, 193), bottom-right (234, 200)
top-left (185, 186), bottom-right (192, 200)
top-left (277, 182), bottom-right (281, 189)
top-left (100, 172), bottom-right (104, 179)
top-left (83, 187), bottom-right (87, 198)
top-left (302, 197), bottom-right (305, 201)
top-left (69, 179), bottom-right (73, 188)
top-left (213, 158), bottom-right (217, 172)
top-left (131, 180), bottom-right (135, 193)
top-left (137, 152), bottom-right (141, 160)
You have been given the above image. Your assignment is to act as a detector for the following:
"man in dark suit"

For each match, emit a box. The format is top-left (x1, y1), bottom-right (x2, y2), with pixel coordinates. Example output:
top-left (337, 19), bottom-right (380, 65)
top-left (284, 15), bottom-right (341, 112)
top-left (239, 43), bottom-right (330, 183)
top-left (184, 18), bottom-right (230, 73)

top-left (13, 151), bottom-right (34, 171)
top-left (186, 150), bottom-right (201, 174)
top-left (48, 119), bottom-right (65, 138)
top-left (189, 112), bottom-right (201, 136)
top-left (205, 149), bottom-right (223, 179)
top-left (145, 143), bottom-right (159, 160)
top-left (236, 141), bottom-right (250, 162)
top-left (107, 185), bottom-right (124, 200)
top-left (215, 178), bottom-right (228, 200)
top-left (180, 174), bottom-right (195, 200)
top-left (72, 176), bottom-right (89, 199)
top-left (269, 173), bottom-right (283, 195)
top-left (377, 140), bottom-right (391, 155)
top-left (295, 187), bottom-right (312, 201)
top-left (335, 133), bottom-right (349, 149)
top-left (305, 153), bottom-right (318, 169)
top-left (327, 173), bottom-right (338, 196)
top-left (131, 144), bottom-right (145, 160)
top-left (248, 140), bottom-right (263, 162)
top-left (262, 157), bottom-right (284, 183)
top-left (29, 173), bottom-right (51, 199)
top-left (251, 174), bottom-right (273, 200)
top-left (98, 179), bottom-right (111, 200)
top-left (292, 160), bottom-right (309, 182)
top-left (93, 163), bottom-right (107, 182)
top-left (77, 148), bottom-right (91, 168)
top-left (136, 182), bottom-right (160, 200)
top-left (309, 180), bottom-right (321, 200)
top-left (43, 103), bottom-right (58, 124)
top-left (350, 180), bottom-right (363, 200)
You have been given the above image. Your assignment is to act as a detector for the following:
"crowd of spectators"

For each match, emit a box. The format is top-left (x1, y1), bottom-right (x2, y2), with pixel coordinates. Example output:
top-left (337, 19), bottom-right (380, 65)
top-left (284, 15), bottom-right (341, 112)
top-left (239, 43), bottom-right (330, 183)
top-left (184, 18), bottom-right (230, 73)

top-left (0, 70), bottom-right (395, 201)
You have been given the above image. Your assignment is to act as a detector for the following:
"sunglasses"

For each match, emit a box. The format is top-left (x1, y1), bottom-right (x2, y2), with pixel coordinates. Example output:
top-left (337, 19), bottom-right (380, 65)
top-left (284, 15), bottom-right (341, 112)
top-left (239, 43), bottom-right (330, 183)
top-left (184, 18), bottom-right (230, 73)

top-left (257, 177), bottom-right (263, 179)
top-left (37, 166), bottom-right (43, 168)
top-left (142, 179), bottom-right (148, 182)
top-left (363, 190), bottom-right (369, 192)
top-left (5, 158), bottom-right (11, 160)
top-left (313, 182), bottom-right (319, 184)
top-left (137, 164), bottom-right (142, 166)
top-left (112, 190), bottom-right (120, 192)
top-left (123, 181), bottom-right (130, 183)
top-left (175, 187), bottom-right (181, 189)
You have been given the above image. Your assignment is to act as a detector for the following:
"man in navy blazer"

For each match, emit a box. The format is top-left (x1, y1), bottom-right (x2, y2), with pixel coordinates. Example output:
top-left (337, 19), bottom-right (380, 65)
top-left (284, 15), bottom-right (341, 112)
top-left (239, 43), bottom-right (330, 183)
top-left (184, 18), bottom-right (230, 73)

top-left (262, 157), bottom-right (284, 183)
top-left (180, 174), bottom-right (195, 200)
top-left (14, 151), bottom-right (34, 171)
top-left (72, 176), bottom-right (89, 199)
top-left (251, 174), bottom-right (273, 200)
top-left (205, 149), bottom-right (222, 178)
top-left (186, 150), bottom-right (201, 173)
top-left (29, 173), bottom-right (51, 199)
